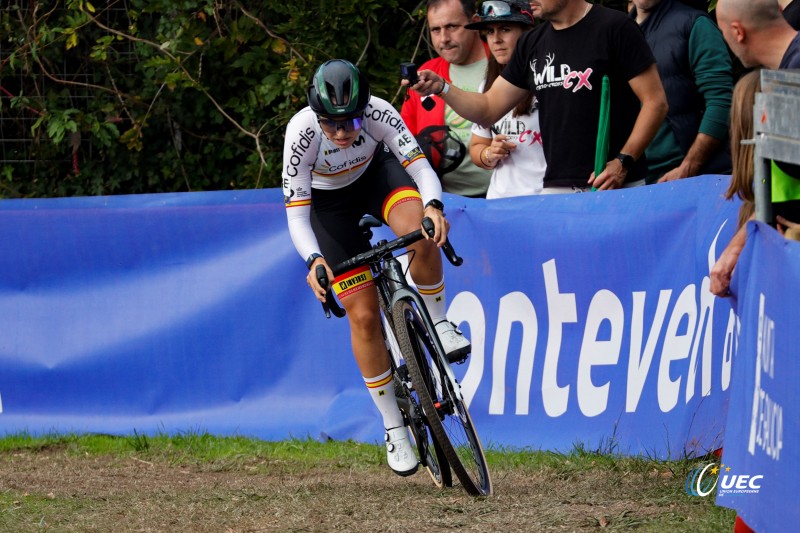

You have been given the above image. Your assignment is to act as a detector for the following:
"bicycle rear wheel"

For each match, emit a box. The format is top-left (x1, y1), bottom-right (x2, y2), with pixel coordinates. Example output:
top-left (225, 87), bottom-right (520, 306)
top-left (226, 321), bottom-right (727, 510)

top-left (392, 299), bottom-right (492, 496)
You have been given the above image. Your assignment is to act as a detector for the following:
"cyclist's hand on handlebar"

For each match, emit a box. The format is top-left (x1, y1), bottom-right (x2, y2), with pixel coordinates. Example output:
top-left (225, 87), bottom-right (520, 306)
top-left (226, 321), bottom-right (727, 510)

top-left (306, 258), bottom-right (333, 303)
top-left (422, 206), bottom-right (449, 246)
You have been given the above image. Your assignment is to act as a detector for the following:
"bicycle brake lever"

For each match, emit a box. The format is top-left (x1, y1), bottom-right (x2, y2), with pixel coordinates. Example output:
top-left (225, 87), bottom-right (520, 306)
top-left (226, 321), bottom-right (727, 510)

top-left (315, 265), bottom-right (332, 318)
top-left (326, 291), bottom-right (346, 318)
top-left (316, 264), bottom-right (346, 319)
top-left (421, 217), bottom-right (463, 267)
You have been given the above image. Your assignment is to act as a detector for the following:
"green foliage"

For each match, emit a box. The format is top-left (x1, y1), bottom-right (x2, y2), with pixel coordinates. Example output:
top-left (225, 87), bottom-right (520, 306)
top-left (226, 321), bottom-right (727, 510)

top-left (0, 0), bottom-right (428, 197)
top-left (0, 1), bottom-right (707, 198)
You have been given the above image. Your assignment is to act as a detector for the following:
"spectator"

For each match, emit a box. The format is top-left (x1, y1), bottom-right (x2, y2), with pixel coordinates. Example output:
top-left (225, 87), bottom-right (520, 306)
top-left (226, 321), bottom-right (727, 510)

top-left (408, 0), bottom-right (668, 193)
top-left (401, 0), bottom-right (492, 198)
top-left (780, 0), bottom-right (800, 30)
top-left (719, 76), bottom-right (761, 522)
top-left (467, 0), bottom-right (546, 198)
top-left (631, 0), bottom-right (734, 184)
top-left (716, 0), bottom-right (800, 70)
top-left (723, 69), bottom-right (760, 231)
top-left (710, 0), bottom-right (800, 297)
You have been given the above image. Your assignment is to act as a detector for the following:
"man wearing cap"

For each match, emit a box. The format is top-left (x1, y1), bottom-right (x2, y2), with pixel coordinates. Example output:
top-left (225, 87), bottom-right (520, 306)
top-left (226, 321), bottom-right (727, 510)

top-left (401, 0), bottom-right (492, 198)
top-left (408, 0), bottom-right (668, 193)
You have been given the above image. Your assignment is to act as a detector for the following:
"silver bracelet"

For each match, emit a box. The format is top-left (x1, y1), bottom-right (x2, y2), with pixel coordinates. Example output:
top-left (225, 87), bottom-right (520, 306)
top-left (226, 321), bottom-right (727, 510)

top-left (434, 81), bottom-right (450, 96)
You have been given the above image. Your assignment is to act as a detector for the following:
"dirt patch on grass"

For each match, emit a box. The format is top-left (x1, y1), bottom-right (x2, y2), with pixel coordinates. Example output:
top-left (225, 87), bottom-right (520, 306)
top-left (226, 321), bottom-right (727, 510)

top-left (0, 448), bottom-right (732, 532)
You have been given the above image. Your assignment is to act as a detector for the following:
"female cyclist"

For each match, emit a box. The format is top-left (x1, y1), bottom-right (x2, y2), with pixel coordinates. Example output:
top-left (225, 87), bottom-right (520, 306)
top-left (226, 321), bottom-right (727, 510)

top-left (282, 59), bottom-right (470, 476)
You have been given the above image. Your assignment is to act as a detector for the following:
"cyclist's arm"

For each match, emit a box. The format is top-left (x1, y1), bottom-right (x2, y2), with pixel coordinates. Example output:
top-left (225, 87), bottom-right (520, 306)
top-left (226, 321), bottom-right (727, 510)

top-left (283, 111), bottom-right (322, 262)
top-left (405, 157), bottom-right (442, 208)
top-left (404, 150), bottom-right (448, 246)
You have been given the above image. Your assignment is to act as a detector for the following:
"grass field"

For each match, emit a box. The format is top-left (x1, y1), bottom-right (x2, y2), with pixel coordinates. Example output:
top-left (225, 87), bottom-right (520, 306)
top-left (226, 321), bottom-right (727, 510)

top-left (0, 432), bottom-right (736, 532)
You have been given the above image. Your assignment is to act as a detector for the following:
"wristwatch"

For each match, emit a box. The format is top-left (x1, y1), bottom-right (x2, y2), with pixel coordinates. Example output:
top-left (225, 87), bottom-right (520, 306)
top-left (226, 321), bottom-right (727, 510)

top-left (616, 152), bottom-right (635, 171)
top-left (306, 252), bottom-right (323, 270)
top-left (425, 199), bottom-right (445, 212)
top-left (434, 81), bottom-right (450, 96)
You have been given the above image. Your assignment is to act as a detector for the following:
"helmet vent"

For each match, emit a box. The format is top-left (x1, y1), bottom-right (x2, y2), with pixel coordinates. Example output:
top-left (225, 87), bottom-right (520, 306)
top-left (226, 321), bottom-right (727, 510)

top-left (326, 80), bottom-right (351, 108)
top-left (307, 59), bottom-right (370, 117)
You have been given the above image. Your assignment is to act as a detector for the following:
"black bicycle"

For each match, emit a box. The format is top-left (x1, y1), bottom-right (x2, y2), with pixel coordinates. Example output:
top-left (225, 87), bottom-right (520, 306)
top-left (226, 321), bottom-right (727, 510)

top-left (316, 215), bottom-right (492, 496)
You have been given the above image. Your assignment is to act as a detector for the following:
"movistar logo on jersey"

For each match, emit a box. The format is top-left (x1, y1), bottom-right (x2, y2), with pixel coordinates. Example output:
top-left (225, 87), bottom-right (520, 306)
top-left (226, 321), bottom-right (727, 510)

top-left (530, 53), bottom-right (594, 93)
top-left (285, 126), bottom-right (316, 177)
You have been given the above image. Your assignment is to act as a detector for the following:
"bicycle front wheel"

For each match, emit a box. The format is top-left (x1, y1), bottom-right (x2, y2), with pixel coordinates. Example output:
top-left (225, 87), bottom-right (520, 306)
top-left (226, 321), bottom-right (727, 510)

top-left (380, 290), bottom-right (451, 489)
top-left (392, 299), bottom-right (492, 496)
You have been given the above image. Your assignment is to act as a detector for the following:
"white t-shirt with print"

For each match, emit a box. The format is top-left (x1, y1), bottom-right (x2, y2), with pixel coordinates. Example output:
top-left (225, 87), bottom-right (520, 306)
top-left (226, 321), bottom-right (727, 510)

top-left (471, 81), bottom-right (546, 199)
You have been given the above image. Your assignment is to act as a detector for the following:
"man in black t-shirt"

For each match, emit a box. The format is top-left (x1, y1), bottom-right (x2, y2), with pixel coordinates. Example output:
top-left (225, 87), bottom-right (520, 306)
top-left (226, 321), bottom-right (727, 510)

top-left (407, 0), bottom-right (668, 192)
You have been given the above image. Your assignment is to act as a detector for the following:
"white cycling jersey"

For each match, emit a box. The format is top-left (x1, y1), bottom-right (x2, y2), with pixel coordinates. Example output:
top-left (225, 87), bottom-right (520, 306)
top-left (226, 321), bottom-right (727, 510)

top-left (282, 96), bottom-right (442, 262)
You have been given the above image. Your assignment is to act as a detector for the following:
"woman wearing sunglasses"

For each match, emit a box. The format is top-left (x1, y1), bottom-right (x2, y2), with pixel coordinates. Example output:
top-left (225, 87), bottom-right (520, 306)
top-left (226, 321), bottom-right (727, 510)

top-left (467, 0), bottom-right (546, 198)
top-left (282, 59), bottom-right (470, 477)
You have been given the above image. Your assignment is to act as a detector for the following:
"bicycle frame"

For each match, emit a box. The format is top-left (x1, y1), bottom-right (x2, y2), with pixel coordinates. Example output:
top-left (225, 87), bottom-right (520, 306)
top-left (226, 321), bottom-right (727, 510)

top-left (314, 216), bottom-right (491, 496)
top-left (377, 256), bottom-right (465, 407)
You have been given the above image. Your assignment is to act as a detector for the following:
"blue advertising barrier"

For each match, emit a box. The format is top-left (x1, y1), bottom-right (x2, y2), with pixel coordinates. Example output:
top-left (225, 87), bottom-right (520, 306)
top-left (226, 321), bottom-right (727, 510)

top-left (715, 222), bottom-right (800, 532)
top-left (0, 175), bottom-right (740, 456)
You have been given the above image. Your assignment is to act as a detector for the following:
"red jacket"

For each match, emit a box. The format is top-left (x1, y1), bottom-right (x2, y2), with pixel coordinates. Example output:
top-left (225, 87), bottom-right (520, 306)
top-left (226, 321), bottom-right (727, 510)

top-left (400, 57), bottom-right (451, 136)
top-left (400, 43), bottom-right (490, 136)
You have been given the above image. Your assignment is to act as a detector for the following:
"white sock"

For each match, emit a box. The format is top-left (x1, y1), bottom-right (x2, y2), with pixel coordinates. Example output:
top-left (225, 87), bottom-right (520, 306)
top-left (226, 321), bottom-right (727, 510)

top-left (416, 278), bottom-right (446, 324)
top-left (364, 368), bottom-right (404, 429)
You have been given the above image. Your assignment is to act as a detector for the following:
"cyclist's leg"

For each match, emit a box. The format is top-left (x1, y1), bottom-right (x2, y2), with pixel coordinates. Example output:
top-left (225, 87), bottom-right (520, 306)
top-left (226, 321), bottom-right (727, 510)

top-left (366, 149), bottom-right (470, 361)
top-left (335, 284), bottom-right (398, 416)
top-left (310, 158), bottom-right (417, 475)
top-left (363, 147), bottom-right (444, 307)
top-left (335, 285), bottom-right (418, 475)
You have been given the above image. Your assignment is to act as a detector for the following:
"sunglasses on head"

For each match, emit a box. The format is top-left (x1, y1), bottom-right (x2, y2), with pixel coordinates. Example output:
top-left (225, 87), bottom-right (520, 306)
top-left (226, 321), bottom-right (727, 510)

top-left (318, 115), bottom-right (364, 133)
top-left (480, 1), bottom-right (515, 18)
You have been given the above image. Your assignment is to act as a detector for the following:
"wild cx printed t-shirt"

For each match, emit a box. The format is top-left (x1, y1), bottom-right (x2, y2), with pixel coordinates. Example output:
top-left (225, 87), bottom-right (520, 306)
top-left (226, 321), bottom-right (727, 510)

top-left (502, 5), bottom-right (655, 188)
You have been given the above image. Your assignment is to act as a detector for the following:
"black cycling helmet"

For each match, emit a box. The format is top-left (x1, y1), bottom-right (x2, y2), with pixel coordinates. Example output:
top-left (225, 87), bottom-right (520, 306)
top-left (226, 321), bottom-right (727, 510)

top-left (306, 59), bottom-right (370, 118)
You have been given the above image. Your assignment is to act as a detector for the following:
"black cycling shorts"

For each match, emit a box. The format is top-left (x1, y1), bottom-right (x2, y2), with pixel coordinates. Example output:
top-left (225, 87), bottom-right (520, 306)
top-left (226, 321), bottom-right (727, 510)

top-left (310, 143), bottom-right (421, 270)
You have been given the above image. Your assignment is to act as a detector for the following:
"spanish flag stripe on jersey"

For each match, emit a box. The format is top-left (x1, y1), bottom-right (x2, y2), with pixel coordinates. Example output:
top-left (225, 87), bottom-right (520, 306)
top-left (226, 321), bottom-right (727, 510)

top-left (285, 199), bottom-right (311, 208)
top-left (382, 187), bottom-right (421, 222)
top-left (401, 153), bottom-right (426, 168)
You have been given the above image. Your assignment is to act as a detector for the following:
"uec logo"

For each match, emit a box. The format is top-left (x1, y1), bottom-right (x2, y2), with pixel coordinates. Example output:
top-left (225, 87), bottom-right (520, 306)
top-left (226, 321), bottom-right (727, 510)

top-left (685, 463), bottom-right (720, 497)
top-left (686, 462), bottom-right (764, 497)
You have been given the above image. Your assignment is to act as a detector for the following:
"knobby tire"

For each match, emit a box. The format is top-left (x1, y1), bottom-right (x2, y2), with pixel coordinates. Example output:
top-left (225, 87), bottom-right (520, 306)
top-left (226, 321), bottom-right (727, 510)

top-left (379, 290), bottom-right (451, 489)
top-left (392, 299), bottom-right (492, 496)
